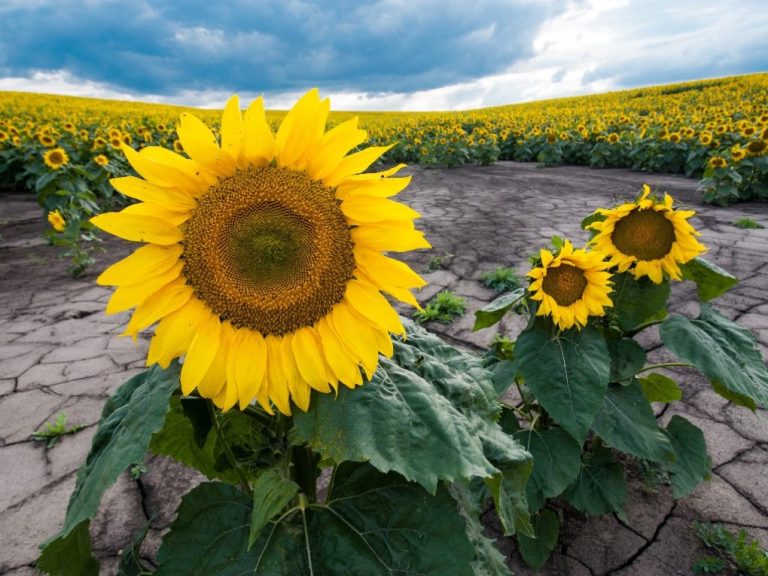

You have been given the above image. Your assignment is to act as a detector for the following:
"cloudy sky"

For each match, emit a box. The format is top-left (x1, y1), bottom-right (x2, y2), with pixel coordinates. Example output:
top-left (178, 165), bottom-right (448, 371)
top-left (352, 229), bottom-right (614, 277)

top-left (0, 0), bottom-right (766, 111)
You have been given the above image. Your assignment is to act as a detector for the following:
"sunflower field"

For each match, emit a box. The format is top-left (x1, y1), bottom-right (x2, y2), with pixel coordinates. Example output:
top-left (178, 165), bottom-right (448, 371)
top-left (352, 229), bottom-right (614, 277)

top-left (5, 85), bottom-right (766, 575)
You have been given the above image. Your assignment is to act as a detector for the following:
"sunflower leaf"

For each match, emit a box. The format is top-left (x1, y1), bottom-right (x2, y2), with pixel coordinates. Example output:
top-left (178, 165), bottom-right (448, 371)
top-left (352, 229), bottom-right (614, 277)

top-left (36, 520), bottom-right (99, 576)
top-left (473, 288), bottom-right (527, 331)
top-left (610, 273), bottom-right (670, 332)
top-left (565, 445), bottom-right (627, 520)
top-left (155, 463), bottom-right (475, 576)
top-left (662, 415), bottom-right (712, 498)
top-left (40, 362), bottom-right (179, 563)
top-left (517, 509), bottom-right (561, 571)
top-left (660, 305), bottom-right (768, 411)
top-left (638, 373), bottom-right (683, 402)
top-left (681, 257), bottom-right (738, 302)
top-left (294, 321), bottom-right (531, 496)
top-left (515, 324), bottom-right (611, 443)
top-left (592, 381), bottom-right (676, 463)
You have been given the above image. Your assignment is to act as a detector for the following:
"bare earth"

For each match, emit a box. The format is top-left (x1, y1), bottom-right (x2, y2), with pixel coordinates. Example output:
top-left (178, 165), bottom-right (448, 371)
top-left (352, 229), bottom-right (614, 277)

top-left (0, 162), bottom-right (766, 575)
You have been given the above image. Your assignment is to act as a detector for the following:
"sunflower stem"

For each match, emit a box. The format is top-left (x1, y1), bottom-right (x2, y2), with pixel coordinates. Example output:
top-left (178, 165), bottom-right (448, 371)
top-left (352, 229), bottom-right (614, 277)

top-left (635, 362), bottom-right (692, 375)
top-left (207, 400), bottom-right (251, 493)
top-left (625, 319), bottom-right (664, 336)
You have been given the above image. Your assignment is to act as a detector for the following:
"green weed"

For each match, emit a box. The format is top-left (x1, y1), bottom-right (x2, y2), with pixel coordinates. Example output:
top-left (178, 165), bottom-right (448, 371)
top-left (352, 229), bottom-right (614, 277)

top-left (481, 267), bottom-right (521, 293)
top-left (31, 413), bottom-right (84, 448)
top-left (733, 218), bottom-right (765, 229)
top-left (693, 521), bottom-right (768, 575)
top-left (413, 290), bottom-right (466, 324)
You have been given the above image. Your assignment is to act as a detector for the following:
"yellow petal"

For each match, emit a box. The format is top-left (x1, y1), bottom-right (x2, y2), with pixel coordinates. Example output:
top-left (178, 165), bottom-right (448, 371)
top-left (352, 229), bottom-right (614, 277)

top-left (180, 312), bottom-right (221, 395)
top-left (234, 329), bottom-right (267, 410)
top-left (316, 316), bottom-right (363, 388)
top-left (291, 327), bottom-right (332, 393)
top-left (97, 244), bottom-right (182, 286)
top-left (354, 268), bottom-right (421, 309)
top-left (351, 222), bottom-right (431, 252)
top-left (91, 212), bottom-right (183, 245)
top-left (122, 279), bottom-right (193, 338)
top-left (177, 112), bottom-right (222, 167)
top-left (281, 333), bottom-right (312, 412)
top-left (275, 88), bottom-right (329, 170)
top-left (140, 146), bottom-right (218, 191)
top-left (243, 96), bottom-right (275, 165)
top-left (342, 195), bottom-right (420, 224)
top-left (110, 176), bottom-right (196, 210)
top-left (306, 118), bottom-right (367, 180)
top-left (265, 335), bottom-right (292, 415)
top-left (323, 144), bottom-right (395, 188)
top-left (146, 298), bottom-right (208, 368)
top-left (221, 95), bottom-right (245, 167)
top-left (329, 304), bottom-right (378, 379)
top-left (197, 321), bottom-right (231, 399)
top-left (337, 175), bottom-right (411, 199)
top-left (354, 247), bottom-right (427, 289)
top-left (119, 202), bottom-right (190, 227)
top-left (105, 261), bottom-right (183, 314)
top-left (344, 280), bottom-right (404, 335)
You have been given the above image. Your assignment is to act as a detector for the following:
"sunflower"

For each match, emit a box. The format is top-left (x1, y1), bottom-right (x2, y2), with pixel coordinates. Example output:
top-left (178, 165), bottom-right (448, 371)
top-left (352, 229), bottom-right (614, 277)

top-left (43, 147), bottom-right (69, 170)
top-left (589, 185), bottom-right (705, 284)
top-left (528, 240), bottom-right (613, 331)
top-left (92, 89), bottom-right (429, 415)
top-left (38, 134), bottom-right (56, 147)
top-left (48, 209), bottom-right (66, 232)
top-left (708, 156), bottom-right (727, 169)
top-left (607, 132), bottom-right (619, 144)
top-left (94, 154), bottom-right (109, 167)
top-left (745, 139), bottom-right (767, 157)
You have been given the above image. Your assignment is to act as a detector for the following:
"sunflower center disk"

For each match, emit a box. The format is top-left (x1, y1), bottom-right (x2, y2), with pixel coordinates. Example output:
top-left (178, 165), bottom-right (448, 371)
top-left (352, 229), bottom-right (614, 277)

top-left (611, 208), bottom-right (676, 261)
top-left (541, 263), bottom-right (588, 306)
top-left (183, 166), bottom-right (356, 335)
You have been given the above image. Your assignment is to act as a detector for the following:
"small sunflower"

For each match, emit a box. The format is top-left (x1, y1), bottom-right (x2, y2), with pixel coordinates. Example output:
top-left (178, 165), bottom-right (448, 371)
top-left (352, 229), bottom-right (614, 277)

top-left (708, 156), bottom-right (727, 169)
top-left (94, 154), bottom-right (109, 167)
top-left (745, 139), bottom-right (767, 157)
top-left (731, 146), bottom-right (746, 162)
top-left (92, 89), bottom-right (429, 415)
top-left (589, 185), bottom-right (706, 284)
top-left (528, 240), bottom-right (613, 331)
top-left (607, 133), bottom-right (619, 144)
top-left (43, 147), bottom-right (69, 170)
top-left (48, 209), bottom-right (66, 232)
top-left (38, 134), bottom-right (56, 147)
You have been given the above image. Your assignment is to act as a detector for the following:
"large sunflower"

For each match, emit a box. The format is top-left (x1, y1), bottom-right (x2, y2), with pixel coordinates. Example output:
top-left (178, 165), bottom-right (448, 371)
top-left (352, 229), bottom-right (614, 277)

top-left (528, 240), bottom-right (613, 331)
top-left (589, 185), bottom-right (705, 284)
top-left (92, 89), bottom-right (429, 415)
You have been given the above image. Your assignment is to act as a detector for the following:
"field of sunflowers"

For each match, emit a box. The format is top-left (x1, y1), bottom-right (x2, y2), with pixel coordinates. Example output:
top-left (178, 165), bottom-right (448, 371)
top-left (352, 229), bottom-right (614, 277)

top-left (0, 73), bottom-right (766, 274)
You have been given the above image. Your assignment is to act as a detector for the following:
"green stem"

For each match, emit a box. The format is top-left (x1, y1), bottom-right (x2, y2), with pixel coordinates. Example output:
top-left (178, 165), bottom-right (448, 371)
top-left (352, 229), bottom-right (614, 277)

top-left (207, 401), bottom-right (251, 493)
top-left (635, 362), bottom-right (692, 375)
top-left (625, 319), bottom-right (664, 336)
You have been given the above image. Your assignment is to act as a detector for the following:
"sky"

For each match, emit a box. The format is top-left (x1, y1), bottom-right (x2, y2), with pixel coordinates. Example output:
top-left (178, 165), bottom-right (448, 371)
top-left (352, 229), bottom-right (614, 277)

top-left (0, 0), bottom-right (766, 111)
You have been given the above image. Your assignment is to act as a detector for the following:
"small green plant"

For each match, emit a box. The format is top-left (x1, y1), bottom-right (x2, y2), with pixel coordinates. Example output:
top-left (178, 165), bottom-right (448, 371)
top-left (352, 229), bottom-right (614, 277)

top-left (733, 218), bottom-right (765, 229)
top-left (481, 267), bottom-right (521, 293)
top-left (693, 521), bottom-right (768, 575)
top-left (426, 252), bottom-right (454, 271)
top-left (413, 290), bottom-right (466, 324)
top-left (31, 413), bottom-right (84, 448)
top-left (483, 334), bottom-right (515, 367)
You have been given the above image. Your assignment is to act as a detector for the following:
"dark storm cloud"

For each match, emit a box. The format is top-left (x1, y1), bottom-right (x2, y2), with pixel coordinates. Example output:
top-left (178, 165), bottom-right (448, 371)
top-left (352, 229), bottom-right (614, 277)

top-left (0, 0), bottom-right (567, 96)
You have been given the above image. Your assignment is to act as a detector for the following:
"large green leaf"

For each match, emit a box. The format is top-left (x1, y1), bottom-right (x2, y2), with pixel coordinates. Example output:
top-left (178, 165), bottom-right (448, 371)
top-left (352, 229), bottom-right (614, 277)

top-left (515, 325), bottom-right (610, 443)
top-left (565, 445), bottom-right (627, 520)
top-left (37, 520), bottom-right (99, 576)
top-left (607, 338), bottom-right (647, 384)
top-left (294, 322), bottom-right (530, 495)
top-left (514, 427), bottom-right (581, 513)
top-left (663, 415), bottom-right (712, 498)
top-left (449, 481), bottom-right (514, 576)
top-left (592, 381), bottom-right (675, 463)
top-left (639, 373), bottom-right (682, 403)
top-left (149, 395), bottom-right (272, 483)
top-left (42, 363), bottom-right (179, 561)
top-left (248, 469), bottom-right (299, 548)
top-left (473, 288), bottom-right (526, 331)
top-left (681, 257), bottom-right (738, 302)
top-left (660, 305), bottom-right (768, 411)
top-left (610, 273), bottom-right (670, 332)
top-left (156, 463), bottom-right (475, 576)
top-left (517, 509), bottom-right (560, 571)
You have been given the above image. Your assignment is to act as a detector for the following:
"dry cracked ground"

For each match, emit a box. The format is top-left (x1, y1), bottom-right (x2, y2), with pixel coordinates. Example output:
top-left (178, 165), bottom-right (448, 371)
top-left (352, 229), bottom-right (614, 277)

top-left (1, 162), bottom-right (767, 575)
